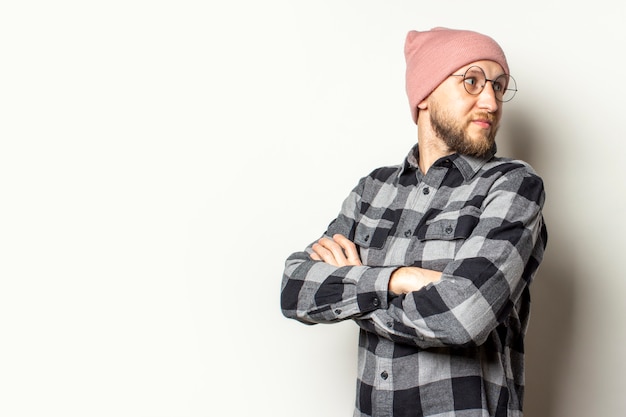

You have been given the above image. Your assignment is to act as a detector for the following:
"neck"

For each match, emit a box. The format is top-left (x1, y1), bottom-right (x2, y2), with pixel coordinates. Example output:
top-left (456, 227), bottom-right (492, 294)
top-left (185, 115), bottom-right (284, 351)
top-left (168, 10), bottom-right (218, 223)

top-left (416, 122), bottom-right (453, 174)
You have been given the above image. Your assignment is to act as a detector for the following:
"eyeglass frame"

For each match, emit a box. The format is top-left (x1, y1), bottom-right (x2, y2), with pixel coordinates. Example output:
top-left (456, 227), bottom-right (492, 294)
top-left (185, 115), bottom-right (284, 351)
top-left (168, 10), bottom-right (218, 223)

top-left (450, 66), bottom-right (517, 102)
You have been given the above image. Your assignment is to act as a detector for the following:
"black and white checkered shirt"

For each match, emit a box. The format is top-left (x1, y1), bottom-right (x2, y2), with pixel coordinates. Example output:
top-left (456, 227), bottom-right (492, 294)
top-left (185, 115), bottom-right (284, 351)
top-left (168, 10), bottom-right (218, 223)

top-left (281, 144), bottom-right (547, 417)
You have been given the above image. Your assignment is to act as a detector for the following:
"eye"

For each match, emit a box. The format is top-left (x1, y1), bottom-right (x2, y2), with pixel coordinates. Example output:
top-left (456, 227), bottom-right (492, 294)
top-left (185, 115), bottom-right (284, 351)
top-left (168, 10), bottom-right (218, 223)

top-left (464, 76), bottom-right (479, 87)
top-left (462, 75), bottom-right (483, 94)
top-left (493, 74), bottom-right (510, 93)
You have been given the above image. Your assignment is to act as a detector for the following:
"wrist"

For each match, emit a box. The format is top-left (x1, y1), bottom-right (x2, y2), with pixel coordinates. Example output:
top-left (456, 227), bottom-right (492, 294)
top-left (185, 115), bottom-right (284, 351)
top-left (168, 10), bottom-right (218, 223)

top-left (389, 267), bottom-right (411, 294)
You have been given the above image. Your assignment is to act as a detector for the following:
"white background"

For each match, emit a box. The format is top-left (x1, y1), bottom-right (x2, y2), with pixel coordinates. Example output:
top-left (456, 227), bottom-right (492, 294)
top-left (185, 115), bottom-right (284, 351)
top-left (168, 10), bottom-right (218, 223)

top-left (1, 1), bottom-right (625, 416)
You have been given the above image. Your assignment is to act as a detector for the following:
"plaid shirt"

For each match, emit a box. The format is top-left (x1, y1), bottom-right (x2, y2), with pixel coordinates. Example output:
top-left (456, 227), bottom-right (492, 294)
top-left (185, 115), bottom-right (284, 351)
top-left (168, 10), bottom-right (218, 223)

top-left (281, 144), bottom-right (547, 417)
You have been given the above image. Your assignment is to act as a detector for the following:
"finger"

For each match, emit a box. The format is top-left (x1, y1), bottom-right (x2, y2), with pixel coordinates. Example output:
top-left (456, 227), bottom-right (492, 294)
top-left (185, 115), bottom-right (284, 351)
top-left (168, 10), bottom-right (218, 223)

top-left (310, 252), bottom-right (321, 261)
top-left (316, 237), bottom-right (348, 267)
top-left (333, 234), bottom-right (362, 266)
top-left (311, 241), bottom-right (341, 266)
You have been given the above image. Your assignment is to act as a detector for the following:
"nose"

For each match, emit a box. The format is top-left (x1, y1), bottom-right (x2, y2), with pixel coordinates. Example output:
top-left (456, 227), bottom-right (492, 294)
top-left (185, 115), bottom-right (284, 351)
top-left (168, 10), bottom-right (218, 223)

top-left (477, 81), bottom-right (499, 113)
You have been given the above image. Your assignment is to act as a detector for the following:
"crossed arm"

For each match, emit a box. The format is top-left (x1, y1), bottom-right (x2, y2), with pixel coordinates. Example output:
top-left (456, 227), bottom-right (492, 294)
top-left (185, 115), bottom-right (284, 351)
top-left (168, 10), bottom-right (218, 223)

top-left (310, 234), bottom-right (442, 294)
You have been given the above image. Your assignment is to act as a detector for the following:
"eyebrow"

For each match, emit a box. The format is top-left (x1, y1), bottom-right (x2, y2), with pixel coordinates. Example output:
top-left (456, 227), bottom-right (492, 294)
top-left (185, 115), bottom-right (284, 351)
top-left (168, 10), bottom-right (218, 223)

top-left (461, 67), bottom-right (507, 78)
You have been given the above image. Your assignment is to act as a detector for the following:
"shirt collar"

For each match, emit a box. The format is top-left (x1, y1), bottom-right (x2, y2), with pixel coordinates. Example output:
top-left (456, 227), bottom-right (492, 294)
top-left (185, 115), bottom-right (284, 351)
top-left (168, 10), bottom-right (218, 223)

top-left (399, 143), bottom-right (496, 181)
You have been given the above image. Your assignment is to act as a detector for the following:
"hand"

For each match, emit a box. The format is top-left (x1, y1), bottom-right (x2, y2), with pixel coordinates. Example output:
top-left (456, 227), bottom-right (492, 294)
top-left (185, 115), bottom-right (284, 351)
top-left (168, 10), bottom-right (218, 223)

top-left (310, 234), bottom-right (363, 267)
top-left (388, 267), bottom-right (442, 294)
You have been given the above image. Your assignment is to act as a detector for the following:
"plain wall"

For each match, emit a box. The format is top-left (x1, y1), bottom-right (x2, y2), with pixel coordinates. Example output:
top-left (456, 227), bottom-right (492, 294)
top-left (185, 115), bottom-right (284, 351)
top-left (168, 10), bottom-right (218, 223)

top-left (1, 1), bottom-right (625, 416)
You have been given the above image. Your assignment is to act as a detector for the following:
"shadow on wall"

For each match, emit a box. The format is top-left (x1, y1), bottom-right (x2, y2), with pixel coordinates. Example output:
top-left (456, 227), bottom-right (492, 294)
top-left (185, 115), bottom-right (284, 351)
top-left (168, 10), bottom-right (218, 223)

top-left (524, 242), bottom-right (577, 417)
top-left (501, 110), bottom-right (578, 417)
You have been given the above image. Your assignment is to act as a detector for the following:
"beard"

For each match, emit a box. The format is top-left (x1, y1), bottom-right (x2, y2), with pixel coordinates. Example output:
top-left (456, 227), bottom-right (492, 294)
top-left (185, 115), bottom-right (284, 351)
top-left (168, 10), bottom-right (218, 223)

top-left (429, 103), bottom-right (498, 159)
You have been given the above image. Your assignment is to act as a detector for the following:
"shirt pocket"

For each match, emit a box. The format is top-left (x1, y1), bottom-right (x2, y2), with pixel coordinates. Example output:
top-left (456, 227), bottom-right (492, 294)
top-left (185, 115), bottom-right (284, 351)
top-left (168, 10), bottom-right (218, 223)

top-left (414, 207), bottom-right (482, 265)
top-left (354, 221), bottom-right (390, 249)
top-left (353, 220), bottom-right (393, 266)
top-left (417, 206), bottom-right (482, 240)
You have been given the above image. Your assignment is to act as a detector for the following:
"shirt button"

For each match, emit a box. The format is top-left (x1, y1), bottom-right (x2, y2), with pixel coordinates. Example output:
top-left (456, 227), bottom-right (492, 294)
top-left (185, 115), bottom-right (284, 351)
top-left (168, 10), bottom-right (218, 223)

top-left (423, 187), bottom-right (430, 195)
top-left (364, 234), bottom-right (370, 242)
top-left (372, 297), bottom-right (380, 307)
top-left (404, 229), bottom-right (412, 237)
top-left (445, 225), bottom-right (453, 234)
top-left (386, 321), bottom-right (393, 328)
top-left (380, 371), bottom-right (389, 380)
top-left (334, 309), bottom-right (342, 315)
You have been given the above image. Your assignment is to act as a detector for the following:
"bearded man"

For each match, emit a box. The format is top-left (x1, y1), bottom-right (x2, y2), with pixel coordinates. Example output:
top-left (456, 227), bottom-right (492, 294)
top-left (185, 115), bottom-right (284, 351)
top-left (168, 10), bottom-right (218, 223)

top-left (281, 27), bottom-right (548, 417)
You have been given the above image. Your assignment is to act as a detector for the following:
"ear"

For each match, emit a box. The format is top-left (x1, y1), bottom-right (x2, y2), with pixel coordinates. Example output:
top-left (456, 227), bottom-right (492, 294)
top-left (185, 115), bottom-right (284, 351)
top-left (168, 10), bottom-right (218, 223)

top-left (417, 98), bottom-right (428, 110)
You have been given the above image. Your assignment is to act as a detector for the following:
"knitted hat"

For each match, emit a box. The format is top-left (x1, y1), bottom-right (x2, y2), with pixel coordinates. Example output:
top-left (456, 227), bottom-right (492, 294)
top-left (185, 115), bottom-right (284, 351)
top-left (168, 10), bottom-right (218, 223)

top-left (404, 27), bottom-right (509, 124)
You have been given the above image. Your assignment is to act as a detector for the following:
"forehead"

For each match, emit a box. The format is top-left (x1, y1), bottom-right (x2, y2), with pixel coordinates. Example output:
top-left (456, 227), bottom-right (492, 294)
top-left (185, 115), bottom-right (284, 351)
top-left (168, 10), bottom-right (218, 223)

top-left (454, 60), bottom-right (506, 76)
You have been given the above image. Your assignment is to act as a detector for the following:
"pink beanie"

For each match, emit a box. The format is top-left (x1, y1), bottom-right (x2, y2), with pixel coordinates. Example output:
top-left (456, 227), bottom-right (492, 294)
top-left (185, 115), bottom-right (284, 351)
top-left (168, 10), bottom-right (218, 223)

top-left (405, 27), bottom-right (509, 124)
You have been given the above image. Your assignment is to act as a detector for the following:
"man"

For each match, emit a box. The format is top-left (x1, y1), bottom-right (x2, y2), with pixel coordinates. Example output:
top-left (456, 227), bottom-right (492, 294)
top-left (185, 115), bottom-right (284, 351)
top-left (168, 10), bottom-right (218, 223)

top-left (281, 27), bottom-right (547, 417)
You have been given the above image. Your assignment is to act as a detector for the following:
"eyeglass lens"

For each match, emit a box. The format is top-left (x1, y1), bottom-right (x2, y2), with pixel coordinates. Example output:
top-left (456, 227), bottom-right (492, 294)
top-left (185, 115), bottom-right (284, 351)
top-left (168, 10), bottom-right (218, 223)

top-left (463, 66), bottom-right (517, 102)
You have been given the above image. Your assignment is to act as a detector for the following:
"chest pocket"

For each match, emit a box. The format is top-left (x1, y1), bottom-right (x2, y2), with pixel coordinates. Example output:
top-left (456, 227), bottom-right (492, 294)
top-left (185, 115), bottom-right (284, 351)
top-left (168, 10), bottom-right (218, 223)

top-left (354, 222), bottom-right (390, 249)
top-left (412, 208), bottom-right (481, 268)
top-left (416, 207), bottom-right (482, 241)
top-left (353, 220), bottom-right (393, 266)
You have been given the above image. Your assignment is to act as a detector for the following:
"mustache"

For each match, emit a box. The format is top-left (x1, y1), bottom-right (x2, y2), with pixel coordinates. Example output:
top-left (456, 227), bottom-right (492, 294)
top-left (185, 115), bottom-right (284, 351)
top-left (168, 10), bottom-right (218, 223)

top-left (472, 112), bottom-right (497, 123)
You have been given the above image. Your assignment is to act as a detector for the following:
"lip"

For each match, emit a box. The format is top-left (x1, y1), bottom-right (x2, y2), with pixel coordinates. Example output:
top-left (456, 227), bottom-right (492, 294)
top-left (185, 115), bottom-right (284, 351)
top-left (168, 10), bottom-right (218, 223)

top-left (472, 119), bottom-right (493, 129)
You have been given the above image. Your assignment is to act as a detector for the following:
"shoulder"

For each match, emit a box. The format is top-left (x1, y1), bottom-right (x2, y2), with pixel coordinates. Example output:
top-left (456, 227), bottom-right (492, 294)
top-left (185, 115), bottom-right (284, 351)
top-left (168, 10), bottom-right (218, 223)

top-left (482, 157), bottom-right (546, 204)
top-left (347, 164), bottom-right (404, 204)
top-left (482, 156), bottom-right (542, 179)
top-left (366, 164), bottom-right (403, 182)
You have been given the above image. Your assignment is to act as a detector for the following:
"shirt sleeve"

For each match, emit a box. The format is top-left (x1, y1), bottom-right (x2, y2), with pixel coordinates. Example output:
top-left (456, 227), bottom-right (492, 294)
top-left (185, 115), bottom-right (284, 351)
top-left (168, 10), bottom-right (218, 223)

top-left (355, 166), bottom-right (547, 348)
top-left (280, 176), bottom-right (396, 325)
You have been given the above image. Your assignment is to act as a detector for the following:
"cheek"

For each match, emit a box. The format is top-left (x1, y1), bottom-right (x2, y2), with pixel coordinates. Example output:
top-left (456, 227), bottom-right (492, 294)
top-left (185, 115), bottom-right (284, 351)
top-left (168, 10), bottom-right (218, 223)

top-left (493, 111), bottom-right (503, 125)
top-left (457, 98), bottom-right (478, 114)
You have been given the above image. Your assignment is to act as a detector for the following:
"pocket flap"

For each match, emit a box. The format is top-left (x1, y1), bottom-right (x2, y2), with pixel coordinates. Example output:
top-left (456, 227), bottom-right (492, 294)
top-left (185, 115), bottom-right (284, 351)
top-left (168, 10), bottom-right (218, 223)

top-left (354, 222), bottom-right (389, 249)
top-left (417, 211), bottom-right (480, 241)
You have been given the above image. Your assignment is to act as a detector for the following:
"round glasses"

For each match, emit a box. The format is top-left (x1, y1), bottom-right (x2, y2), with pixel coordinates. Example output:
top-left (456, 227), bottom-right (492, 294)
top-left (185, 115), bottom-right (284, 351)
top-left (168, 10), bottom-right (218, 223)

top-left (451, 66), bottom-right (517, 102)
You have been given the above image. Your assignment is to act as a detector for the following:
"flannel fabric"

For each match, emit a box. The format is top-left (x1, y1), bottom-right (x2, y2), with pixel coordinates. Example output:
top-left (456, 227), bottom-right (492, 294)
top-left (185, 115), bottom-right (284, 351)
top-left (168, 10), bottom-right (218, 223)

top-left (281, 144), bottom-right (547, 417)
